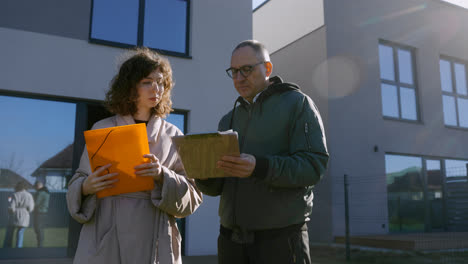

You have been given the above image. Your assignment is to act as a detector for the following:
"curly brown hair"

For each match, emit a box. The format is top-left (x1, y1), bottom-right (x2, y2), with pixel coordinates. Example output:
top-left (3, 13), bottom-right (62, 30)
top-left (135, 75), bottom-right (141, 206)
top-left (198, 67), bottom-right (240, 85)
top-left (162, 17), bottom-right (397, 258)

top-left (105, 47), bottom-right (174, 118)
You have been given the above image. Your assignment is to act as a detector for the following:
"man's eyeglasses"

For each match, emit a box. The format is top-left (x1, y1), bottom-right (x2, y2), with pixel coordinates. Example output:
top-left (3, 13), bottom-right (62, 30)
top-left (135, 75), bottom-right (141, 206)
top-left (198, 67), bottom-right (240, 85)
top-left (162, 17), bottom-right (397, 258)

top-left (225, 61), bottom-right (264, 79)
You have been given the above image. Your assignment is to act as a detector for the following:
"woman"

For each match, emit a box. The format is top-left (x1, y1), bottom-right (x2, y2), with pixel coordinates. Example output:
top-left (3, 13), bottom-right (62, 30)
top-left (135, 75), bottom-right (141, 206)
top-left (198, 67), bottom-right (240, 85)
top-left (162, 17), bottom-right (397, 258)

top-left (66, 48), bottom-right (202, 264)
top-left (4, 181), bottom-right (34, 248)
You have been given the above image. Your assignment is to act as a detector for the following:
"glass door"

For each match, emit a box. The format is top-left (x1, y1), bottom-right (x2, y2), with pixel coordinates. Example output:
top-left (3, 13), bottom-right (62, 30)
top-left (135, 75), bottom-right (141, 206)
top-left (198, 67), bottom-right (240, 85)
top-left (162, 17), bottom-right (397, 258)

top-left (424, 159), bottom-right (445, 231)
top-left (386, 154), bottom-right (425, 232)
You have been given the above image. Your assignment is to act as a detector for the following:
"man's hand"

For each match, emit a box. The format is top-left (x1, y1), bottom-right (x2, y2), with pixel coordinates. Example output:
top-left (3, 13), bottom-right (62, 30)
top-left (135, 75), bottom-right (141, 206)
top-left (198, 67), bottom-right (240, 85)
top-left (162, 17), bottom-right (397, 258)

top-left (82, 164), bottom-right (119, 196)
top-left (217, 153), bottom-right (256, 178)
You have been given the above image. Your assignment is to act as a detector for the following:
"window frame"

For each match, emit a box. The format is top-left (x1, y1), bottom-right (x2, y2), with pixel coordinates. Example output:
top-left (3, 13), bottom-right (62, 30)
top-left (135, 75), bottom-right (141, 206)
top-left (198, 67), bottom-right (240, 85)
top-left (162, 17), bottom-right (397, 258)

top-left (168, 109), bottom-right (189, 134)
top-left (384, 152), bottom-right (468, 233)
top-left (0, 90), bottom-right (81, 259)
top-left (0, 90), bottom-right (190, 256)
top-left (379, 40), bottom-right (421, 123)
top-left (439, 55), bottom-right (468, 130)
top-left (385, 152), bottom-right (468, 184)
top-left (88, 0), bottom-right (191, 58)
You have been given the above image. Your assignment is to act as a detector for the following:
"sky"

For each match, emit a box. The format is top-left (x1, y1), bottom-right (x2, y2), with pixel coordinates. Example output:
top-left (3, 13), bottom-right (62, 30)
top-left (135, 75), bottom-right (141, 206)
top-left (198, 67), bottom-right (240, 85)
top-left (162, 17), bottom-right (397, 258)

top-left (253, 0), bottom-right (267, 10)
top-left (252, 0), bottom-right (468, 10)
top-left (0, 96), bottom-right (76, 183)
top-left (443, 0), bottom-right (468, 8)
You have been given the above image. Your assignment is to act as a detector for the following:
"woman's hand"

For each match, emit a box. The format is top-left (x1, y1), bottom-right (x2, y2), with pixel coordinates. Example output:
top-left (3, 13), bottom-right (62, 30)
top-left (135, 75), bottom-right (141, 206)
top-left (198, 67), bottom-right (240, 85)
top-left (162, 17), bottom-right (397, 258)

top-left (82, 164), bottom-right (119, 196)
top-left (134, 154), bottom-right (163, 184)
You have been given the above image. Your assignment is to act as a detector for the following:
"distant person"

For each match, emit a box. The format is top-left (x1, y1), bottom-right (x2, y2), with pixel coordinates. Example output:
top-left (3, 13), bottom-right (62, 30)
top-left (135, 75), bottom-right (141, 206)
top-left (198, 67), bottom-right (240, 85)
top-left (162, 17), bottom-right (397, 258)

top-left (3, 181), bottom-right (35, 248)
top-left (66, 47), bottom-right (202, 264)
top-left (196, 40), bottom-right (329, 264)
top-left (33, 181), bottom-right (50, 247)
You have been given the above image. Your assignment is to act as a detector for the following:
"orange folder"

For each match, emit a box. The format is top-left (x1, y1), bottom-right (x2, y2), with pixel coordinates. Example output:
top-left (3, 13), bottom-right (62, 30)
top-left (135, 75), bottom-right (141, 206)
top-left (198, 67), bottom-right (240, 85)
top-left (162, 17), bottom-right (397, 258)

top-left (84, 123), bottom-right (154, 198)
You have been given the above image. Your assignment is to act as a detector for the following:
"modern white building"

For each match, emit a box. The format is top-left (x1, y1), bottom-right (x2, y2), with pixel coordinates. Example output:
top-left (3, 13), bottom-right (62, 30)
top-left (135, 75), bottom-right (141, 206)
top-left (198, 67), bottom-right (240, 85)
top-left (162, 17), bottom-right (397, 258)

top-left (2, 0), bottom-right (468, 260)
top-left (254, 0), bottom-right (468, 244)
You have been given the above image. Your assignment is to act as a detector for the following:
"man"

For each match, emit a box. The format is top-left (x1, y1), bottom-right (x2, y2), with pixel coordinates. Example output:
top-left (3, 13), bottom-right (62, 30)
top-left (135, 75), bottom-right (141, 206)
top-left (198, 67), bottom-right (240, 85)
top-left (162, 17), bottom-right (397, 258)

top-left (33, 180), bottom-right (50, 247)
top-left (196, 40), bottom-right (329, 264)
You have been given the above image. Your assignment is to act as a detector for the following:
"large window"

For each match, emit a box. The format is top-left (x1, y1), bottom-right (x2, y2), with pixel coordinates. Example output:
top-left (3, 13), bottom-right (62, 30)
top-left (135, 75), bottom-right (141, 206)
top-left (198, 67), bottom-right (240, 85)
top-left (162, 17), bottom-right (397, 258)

top-left (0, 93), bottom-right (190, 258)
top-left (379, 41), bottom-right (419, 121)
top-left (0, 95), bottom-right (75, 256)
top-left (439, 57), bottom-right (468, 128)
top-left (166, 111), bottom-right (188, 133)
top-left (445, 159), bottom-right (468, 183)
top-left (90, 0), bottom-right (190, 57)
top-left (385, 153), bottom-right (468, 233)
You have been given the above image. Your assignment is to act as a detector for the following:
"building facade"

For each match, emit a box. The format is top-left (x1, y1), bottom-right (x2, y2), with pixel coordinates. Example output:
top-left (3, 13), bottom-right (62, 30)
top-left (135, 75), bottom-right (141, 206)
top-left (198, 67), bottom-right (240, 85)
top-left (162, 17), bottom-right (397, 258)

top-left (0, 0), bottom-right (251, 260)
top-left (254, 0), bottom-right (468, 243)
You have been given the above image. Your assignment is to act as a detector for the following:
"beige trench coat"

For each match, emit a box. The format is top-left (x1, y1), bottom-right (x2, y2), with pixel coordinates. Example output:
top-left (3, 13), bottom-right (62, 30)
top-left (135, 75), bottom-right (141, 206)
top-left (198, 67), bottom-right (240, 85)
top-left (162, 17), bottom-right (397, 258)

top-left (66, 115), bottom-right (203, 264)
top-left (9, 189), bottom-right (34, 227)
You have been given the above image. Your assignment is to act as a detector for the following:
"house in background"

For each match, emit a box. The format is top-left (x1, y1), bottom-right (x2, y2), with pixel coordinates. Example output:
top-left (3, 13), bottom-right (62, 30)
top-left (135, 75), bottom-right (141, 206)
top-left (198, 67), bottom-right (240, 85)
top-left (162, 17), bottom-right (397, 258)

top-left (31, 144), bottom-right (73, 190)
top-left (0, 169), bottom-right (33, 189)
top-left (254, 0), bottom-right (468, 244)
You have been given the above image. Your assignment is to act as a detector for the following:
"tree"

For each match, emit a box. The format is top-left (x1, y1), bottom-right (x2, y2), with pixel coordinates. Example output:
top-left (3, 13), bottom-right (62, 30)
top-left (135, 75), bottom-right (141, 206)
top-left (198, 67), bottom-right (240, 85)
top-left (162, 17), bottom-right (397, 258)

top-left (0, 152), bottom-right (25, 175)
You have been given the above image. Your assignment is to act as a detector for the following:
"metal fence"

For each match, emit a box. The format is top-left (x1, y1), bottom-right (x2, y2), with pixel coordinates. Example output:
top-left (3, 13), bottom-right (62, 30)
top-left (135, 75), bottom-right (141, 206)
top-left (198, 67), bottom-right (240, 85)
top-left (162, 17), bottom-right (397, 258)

top-left (342, 173), bottom-right (468, 261)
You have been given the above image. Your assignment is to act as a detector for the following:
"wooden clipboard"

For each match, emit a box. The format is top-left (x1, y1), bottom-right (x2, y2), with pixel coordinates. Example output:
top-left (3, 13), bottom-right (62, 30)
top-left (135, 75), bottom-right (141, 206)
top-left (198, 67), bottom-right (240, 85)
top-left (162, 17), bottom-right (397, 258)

top-left (172, 130), bottom-right (240, 179)
top-left (84, 123), bottom-right (154, 198)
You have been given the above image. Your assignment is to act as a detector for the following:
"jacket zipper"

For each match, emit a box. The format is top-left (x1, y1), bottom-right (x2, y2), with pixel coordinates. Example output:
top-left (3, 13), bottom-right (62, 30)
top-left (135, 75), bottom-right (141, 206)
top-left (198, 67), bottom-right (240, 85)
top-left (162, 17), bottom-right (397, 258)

top-left (234, 104), bottom-right (254, 228)
top-left (305, 122), bottom-right (311, 150)
top-left (239, 104), bottom-right (253, 150)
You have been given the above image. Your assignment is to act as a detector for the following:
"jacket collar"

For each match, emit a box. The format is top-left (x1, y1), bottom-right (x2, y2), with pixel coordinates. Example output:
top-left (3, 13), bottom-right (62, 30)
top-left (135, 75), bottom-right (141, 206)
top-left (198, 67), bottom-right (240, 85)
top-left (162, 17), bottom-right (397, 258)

top-left (115, 115), bottom-right (162, 143)
top-left (229, 76), bottom-right (298, 129)
top-left (256, 76), bottom-right (299, 103)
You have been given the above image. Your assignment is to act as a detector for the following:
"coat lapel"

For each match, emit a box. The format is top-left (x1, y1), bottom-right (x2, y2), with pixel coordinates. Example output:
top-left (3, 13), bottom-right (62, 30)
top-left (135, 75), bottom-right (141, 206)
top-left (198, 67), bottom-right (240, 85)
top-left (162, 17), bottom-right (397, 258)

top-left (147, 115), bottom-right (162, 143)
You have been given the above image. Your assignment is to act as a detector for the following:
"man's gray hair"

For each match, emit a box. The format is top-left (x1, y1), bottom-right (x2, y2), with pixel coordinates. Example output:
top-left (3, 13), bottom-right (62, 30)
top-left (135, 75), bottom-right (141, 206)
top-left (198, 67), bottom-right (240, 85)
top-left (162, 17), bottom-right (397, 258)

top-left (233, 40), bottom-right (271, 62)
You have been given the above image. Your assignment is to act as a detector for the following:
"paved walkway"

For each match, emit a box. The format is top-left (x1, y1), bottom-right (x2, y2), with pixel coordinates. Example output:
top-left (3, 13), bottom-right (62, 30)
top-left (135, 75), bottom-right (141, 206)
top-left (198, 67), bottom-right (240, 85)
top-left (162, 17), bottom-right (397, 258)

top-left (335, 232), bottom-right (468, 250)
top-left (0, 256), bottom-right (218, 264)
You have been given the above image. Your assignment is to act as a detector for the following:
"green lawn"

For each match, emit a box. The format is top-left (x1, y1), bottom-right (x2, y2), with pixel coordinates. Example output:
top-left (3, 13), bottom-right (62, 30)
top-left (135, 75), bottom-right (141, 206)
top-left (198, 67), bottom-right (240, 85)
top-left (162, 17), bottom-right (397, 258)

top-left (389, 222), bottom-right (425, 233)
top-left (0, 227), bottom-right (68, 248)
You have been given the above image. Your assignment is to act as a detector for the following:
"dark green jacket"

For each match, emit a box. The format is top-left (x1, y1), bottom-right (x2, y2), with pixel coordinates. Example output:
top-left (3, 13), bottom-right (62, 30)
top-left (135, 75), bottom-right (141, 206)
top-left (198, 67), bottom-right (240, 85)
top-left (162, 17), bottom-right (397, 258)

top-left (34, 187), bottom-right (50, 213)
top-left (196, 76), bottom-right (329, 230)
